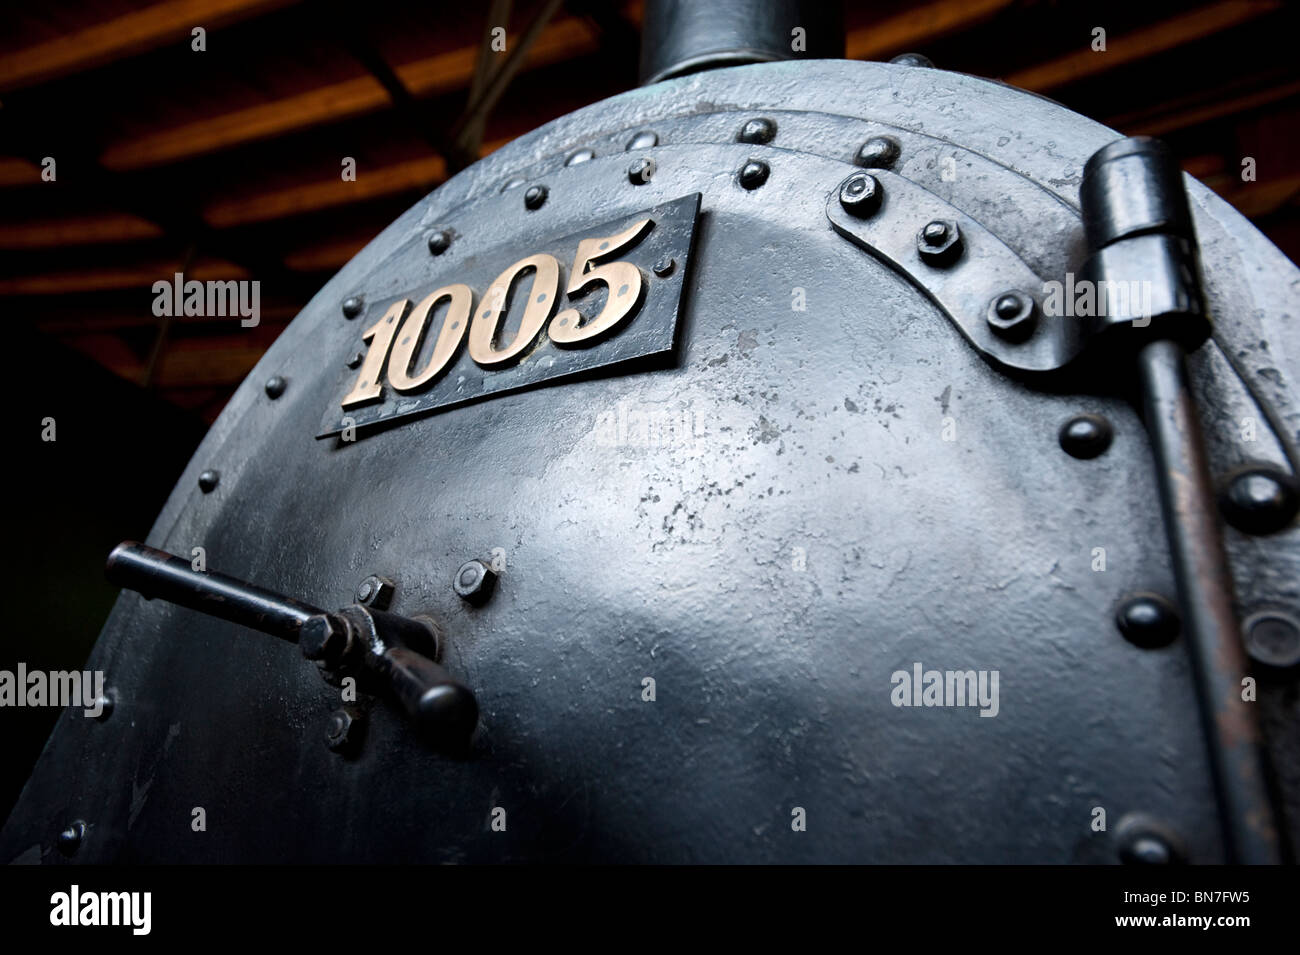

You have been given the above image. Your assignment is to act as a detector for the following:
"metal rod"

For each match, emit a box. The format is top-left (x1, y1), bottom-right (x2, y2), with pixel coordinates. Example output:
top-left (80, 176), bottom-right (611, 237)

top-left (1137, 340), bottom-right (1280, 863)
top-left (106, 542), bottom-right (322, 643)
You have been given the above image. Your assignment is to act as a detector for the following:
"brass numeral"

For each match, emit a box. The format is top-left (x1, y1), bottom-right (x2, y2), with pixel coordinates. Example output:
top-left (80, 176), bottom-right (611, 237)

top-left (550, 218), bottom-right (652, 346)
top-left (340, 299), bottom-right (406, 408)
top-left (468, 253), bottom-right (561, 368)
top-left (388, 284), bottom-right (473, 392)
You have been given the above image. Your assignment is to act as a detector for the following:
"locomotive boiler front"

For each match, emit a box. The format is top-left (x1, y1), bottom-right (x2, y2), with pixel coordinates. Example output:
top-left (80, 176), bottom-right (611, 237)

top-left (3, 2), bottom-right (1298, 865)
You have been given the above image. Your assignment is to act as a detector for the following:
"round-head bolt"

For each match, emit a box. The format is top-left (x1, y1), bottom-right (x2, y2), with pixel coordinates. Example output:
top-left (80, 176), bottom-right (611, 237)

top-left (198, 469), bottom-right (219, 493)
top-left (355, 574), bottom-right (395, 610)
top-left (264, 375), bottom-right (287, 399)
top-left (427, 230), bottom-right (452, 256)
top-left (1116, 592), bottom-right (1180, 649)
top-left (565, 148), bottom-right (595, 166)
top-left (737, 117), bottom-right (776, 144)
top-left (891, 52), bottom-right (935, 68)
top-left (1243, 610), bottom-right (1300, 673)
top-left (738, 160), bottom-right (770, 190)
top-left (986, 291), bottom-right (1038, 342)
top-left (57, 820), bottom-right (86, 856)
top-left (1219, 465), bottom-right (1299, 535)
top-left (299, 613), bottom-right (352, 667)
top-left (839, 173), bottom-right (883, 218)
top-left (628, 157), bottom-right (655, 185)
top-left (346, 351), bottom-right (364, 369)
top-left (1058, 414), bottom-right (1113, 459)
top-left (917, 219), bottom-right (963, 266)
top-left (454, 559), bottom-right (498, 606)
top-left (1114, 813), bottom-right (1187, 865)
top-left (89, 689), bottom-right (114, 721)
top-left (626, 130), bottom-right (658, 151)
top-left (325, 707), bottom-right (365, 755)
top-left (855, 136), bottom-right (901, 170)
top-left (342, 296), bottom-right (364, 319)
top-left (524, 185), bottom-right (548, 210)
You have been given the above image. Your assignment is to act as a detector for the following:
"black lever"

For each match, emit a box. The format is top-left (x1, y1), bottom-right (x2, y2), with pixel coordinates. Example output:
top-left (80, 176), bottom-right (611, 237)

top-left (106, 542), bottom-right (478, 748)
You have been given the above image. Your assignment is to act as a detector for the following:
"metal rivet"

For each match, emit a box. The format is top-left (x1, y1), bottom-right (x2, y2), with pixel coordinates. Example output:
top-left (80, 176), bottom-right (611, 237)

top-left (855, 136), bottom-right (901, 170)
top-left (738, 160), bottom-right (770, 190)
top-left (57, 821), bottom-right (85, 856)
top-left (342, 296), bottom-right (364, 319)
top-left (427, 230), bottom-right (452, 256)
top-left (1219, 465), bottom-right (1299, 535)
top-left (524, 185), bottom-right (548, 210)
top-left (737, 117), bottom-right (776, 144)
top-left (916, 219), bottom-right (962, 265)
top-left (264, 376), bottom-right (286, 399)
top-left (653, 258), bottom-right (676, 277)
top-left (626, 130), bottom-right (658, 151)
top-left (355, 574), bottom-right (394, 610)
top-left (1116, 593), bottom-right (1180, 649)
top-left (985, 292), bottom-right (1037, 342)
top-left (501, 177), bottom-right (525, 192)
top-left (839, 172), bottom-right (882, 217)
top-left (454, 559), bottom-right (498, 606)
top-left (1243, 610), bottom-right (1300, 672)
top-left (565, 148), bottom-right (595, 166)
top-left (1115, 813), bottom-right (1185, 865)
top-left (891, 52), bottom-right (935, 68)
top-left (1059, 414), bottom-right (1113, 459)
top-left (198, 470), bottom-right (219, 493)
top-left (628, 157), bottom-right (655, 185)
top-left (346, 351), bottom-right (364, 369)
top-left (90, 690), bottom-right (114, 721)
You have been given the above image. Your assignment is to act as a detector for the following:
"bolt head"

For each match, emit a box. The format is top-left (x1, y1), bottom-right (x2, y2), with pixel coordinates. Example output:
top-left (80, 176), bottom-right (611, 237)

top-left (427, 230), bottom-right (452, 256)
top-left (1116, 593), bottom-right (1180, 649)
top-left (524, 185), bottom-right (548, 210)
top-left (1220, 465), bottom-right (1299, 535)
top-left (198, 469), bottom-right (219, 493)
top-left (626, 130), bottom-right (658, 151)
top-left (1058, 414), bottom-right (1113, 459)
top-left (653, 258), bottom-right (676, 278)
top-left (855, 135), bottom-right (902, 170)
top-left (264, 375), bottom-right (287, 399)
top-left (738, 160), bottom-right (770, 190)
top-left (454, 559), bottom-right (498, 606)
top-left (355, 574), bottom-right (395, 610)
top-left (985, 291), bottom-right (1038, 342)
top-left (891, 52), bottom-right (935, 68)
top-left (839, 173), bottom-right (883, 217)
top-left (627, 158), bottom-right (655, 185)
top-left (1243, 611), bottom-right (1300, 672)
top-left (342, 296), bottom-right (364, 319)
top-left (56, 821), bottom-right (85, 856)
top-left (346, 351), bottom-right (364, 369)
top-left (737, 117), bottom-right (776, 144)
top-left (325, 707), bottom-right (364, 754)
top-left (501, 177), bottom-right (525, 192)
top-left (565, 148), bottom-right (595, 166)
top-left (300, 613), bottom-right (351, 666)
top-left (1115, 813), bottom-right (1186, 865)
top-left (916, 219), bottom-right (962, 265)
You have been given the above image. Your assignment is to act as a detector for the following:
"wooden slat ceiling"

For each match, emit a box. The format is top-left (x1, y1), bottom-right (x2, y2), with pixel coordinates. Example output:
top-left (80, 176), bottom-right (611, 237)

top-left (2, 0), bottom-right (1297, 422)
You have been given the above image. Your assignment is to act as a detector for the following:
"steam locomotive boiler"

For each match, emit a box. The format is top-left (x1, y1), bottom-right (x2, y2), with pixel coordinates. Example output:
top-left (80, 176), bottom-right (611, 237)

top-left (4, 0), bottom-right (1299, 865)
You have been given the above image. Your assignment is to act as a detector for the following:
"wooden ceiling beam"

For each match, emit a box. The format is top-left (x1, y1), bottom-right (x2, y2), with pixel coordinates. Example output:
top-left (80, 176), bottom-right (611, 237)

top-left (0, 0), bottom-right (299, 93)
top-left (845, 0), bottom-right (1015, 61)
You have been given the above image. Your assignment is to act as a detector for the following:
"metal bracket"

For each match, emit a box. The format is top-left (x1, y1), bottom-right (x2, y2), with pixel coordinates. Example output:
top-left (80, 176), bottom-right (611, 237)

top-left (826, 169), bottom-right (1087, 376)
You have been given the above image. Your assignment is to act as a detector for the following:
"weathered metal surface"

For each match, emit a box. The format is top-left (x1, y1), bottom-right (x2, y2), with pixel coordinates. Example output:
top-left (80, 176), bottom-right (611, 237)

top-left (3, 60), bottom-right (1298, 864)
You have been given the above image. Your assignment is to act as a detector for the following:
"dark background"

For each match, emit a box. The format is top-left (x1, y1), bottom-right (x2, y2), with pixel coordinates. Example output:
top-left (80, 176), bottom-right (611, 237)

top-left (2, 0), bottom-right (1298, 824)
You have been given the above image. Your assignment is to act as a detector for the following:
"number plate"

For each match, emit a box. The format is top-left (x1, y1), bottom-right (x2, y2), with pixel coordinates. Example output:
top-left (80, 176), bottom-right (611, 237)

top-left (317, 192), bottom-right (701, 439)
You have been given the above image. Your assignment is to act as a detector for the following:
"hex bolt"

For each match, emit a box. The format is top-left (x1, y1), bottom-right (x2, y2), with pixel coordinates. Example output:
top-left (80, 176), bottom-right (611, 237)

top-left (916, 219), bottom-right (963, 266)
top-left (628, 157), bottom-right (655, 185)
top-left (1219, 465), bottom-right (1299, 535)
top-left (299, 613), bottom-right (352, 667)
top-left (346, 351), bottom-right (364, 369)
top-left (653, 258), bottom-right (676, 278)
top-left (198, 469), bottom-right (219, 493)
top-left (839, 173), bottom-right (882, 218)
top-left (1242, 610), bottom-right (1300, 673)
top-left (855, 135), bottom-right (901, 170)
top-left (264, 375), bottom-right (287, 399)
top-left (985, 291), bottom-right (1038, 342)
top-left (325, 707), bottom-right (365, 755)
top-left (737, 117), bottom-right (777, 144)
top-left (625, 130), bottom-right (658, 151)
top-left (738, 160), bottom-right (770, 190)
top-left (1058, 414), bottom-right (1113, 459)
top-left (524, 185), bottom-right (548, 210)
top-left (427, 230), bottom-right (452, 256)
top-left (454, 559), bottom-right (498, 606)
top-left (57, 821), bottom-right (86, 856)
top-left (565, 148), bottom-right (595, 166)
top-left (355, 574), bottom-right (395, 610)
top-left (1116, 593), bottom-right (1180, 649)
top-left (342, 296), bottom-right (364, 319)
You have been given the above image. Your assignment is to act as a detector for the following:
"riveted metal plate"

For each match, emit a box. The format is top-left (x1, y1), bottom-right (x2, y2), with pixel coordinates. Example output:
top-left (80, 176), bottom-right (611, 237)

top-left (827, 169), bottom-right (1088, 376)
